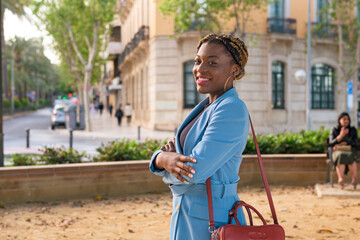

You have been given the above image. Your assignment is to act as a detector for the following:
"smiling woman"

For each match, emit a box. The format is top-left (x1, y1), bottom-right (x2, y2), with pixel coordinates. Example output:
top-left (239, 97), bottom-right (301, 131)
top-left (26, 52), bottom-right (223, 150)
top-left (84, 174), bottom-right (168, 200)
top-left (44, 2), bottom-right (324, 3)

top-left (149, 33), bottom-right (250, 240)
top-left (193, 34), bottom-right (248, 103)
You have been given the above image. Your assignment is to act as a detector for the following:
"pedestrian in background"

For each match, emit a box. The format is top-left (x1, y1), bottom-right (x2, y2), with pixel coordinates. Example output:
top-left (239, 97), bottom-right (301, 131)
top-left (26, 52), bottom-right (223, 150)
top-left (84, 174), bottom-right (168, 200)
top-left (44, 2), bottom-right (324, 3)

top-left (90, 101), bottom-right (95, 118)
top-left (95, 100), bottom-right (99, 112)
top-left (329, 112), bottom-right (358, 189)
top-left (125, 103), bottom-right (132, 126)
top-left (109, 104), bottom-right (113, 116)
top-left (115, 105), bottom-right (124, 126)
top-left (98, 101), bottom-right (104, 115)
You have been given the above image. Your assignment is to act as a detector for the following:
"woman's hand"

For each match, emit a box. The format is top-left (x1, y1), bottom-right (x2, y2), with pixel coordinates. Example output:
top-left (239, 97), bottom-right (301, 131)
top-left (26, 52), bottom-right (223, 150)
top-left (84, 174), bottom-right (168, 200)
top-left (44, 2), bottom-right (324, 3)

top-left (337, 127), bottom-right (349, 142)
top-left (155, 152), bottom-right (196, 184)
top-left (161, 138), bottom-right (176, 152)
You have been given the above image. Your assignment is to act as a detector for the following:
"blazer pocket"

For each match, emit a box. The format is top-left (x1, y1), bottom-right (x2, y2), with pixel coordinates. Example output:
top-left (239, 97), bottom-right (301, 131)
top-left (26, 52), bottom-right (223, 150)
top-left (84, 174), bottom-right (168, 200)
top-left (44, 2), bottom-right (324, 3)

top-left (188, 202), bottom-right (229, 223)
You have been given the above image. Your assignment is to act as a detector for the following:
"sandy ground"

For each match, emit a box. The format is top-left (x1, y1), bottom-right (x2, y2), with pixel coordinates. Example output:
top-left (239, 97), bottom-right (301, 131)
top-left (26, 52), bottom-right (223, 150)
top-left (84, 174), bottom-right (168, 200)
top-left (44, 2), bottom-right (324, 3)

top-left (0, 186), bottom-right (359, 240)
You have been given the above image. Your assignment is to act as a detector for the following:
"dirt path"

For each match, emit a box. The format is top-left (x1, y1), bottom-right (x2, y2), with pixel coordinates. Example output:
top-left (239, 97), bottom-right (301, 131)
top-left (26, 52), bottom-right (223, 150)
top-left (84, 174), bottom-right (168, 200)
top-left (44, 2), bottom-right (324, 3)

top-left (0, 186), bottom-right (359, 240)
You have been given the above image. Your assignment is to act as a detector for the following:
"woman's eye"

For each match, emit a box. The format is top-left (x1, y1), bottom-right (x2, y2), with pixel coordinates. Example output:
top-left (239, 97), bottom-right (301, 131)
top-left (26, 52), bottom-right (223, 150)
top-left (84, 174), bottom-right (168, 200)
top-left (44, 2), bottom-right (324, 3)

top-left (208, 61), bottom-right (216, 65)
top-left (194, 59), bottom-right (201, 65)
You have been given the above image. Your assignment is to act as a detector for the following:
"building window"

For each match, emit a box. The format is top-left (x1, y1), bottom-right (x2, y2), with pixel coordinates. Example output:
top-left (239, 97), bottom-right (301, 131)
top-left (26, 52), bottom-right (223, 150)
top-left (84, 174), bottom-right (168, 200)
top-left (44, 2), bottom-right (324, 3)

top-left (269, 0), bottom-right (284, 18)
top-left (183, 60), bottom-right (205, 108)
top-left (311, 64), bottom-right (335, 109)
top-left (272, 61), bottom-right (285, 109)
top-left (316, 0), bottom-right (329, 23)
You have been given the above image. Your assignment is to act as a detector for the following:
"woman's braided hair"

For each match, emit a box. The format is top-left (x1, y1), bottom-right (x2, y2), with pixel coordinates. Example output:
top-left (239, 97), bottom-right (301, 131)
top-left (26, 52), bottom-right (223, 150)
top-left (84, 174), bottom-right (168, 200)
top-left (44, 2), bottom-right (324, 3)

top-left (196, 33), bottom-right (248, 80)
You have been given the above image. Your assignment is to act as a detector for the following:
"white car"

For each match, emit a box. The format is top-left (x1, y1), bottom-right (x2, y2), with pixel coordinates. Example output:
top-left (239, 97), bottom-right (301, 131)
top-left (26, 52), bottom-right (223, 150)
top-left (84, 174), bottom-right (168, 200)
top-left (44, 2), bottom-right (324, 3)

top-left (51, 105), bottom-right (66, 130)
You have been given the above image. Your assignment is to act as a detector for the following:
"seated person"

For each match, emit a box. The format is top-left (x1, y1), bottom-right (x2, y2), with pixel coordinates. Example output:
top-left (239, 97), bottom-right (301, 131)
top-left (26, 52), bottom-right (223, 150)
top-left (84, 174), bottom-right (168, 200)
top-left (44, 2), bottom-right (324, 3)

top-left (329, 112), bottom-right (358, 189)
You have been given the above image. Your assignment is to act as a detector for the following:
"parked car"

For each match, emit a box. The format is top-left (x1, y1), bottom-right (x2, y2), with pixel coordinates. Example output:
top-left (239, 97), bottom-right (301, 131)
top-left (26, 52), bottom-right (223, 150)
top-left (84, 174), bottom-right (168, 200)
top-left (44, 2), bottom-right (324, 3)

top-left (51, 105), bottom-right (66, 130)
top-left (53, 99), bottom-right (64, 106)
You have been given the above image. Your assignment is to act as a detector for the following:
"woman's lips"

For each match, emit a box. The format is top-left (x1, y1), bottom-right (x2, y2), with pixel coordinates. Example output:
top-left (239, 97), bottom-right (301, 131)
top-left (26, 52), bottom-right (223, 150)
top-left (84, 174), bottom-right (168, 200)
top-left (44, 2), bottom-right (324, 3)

top-left (196, 77), bottom-right (210, 85)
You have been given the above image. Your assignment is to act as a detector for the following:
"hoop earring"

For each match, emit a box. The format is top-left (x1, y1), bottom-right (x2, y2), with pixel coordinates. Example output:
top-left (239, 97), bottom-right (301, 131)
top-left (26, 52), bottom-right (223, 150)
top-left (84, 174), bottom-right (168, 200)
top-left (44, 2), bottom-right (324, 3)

top-left (223, 74), bottom-right (234, 92)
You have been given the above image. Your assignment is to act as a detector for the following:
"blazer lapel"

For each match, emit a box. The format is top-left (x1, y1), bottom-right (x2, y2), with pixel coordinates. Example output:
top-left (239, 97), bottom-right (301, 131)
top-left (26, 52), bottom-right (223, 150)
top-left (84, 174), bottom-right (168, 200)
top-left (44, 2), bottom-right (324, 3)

top-left (175, 97), bottom-right (209, 154)
top-left (182, 88), bottom-right (239, 156)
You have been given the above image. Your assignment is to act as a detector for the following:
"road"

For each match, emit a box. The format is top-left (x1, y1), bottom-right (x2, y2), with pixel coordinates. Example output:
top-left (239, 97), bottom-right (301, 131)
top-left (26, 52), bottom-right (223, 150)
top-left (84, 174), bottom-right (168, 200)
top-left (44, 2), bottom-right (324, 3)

top-left (4, 108), bottom-right (113, 157)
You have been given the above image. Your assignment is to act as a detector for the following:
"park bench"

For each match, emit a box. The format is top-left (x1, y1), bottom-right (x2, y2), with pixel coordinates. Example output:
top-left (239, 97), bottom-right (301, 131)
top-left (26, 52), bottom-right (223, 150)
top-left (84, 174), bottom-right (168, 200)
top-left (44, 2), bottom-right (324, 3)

top-left (326, 138), bottom-right (360, 187)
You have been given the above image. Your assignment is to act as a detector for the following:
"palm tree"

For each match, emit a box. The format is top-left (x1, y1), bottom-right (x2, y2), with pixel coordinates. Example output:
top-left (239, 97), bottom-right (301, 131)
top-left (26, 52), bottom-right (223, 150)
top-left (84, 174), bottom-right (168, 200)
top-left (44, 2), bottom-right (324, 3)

top-left (1, 0), bottom-right (30, 99)
top-left (7, 37), bottom-right (58, 104)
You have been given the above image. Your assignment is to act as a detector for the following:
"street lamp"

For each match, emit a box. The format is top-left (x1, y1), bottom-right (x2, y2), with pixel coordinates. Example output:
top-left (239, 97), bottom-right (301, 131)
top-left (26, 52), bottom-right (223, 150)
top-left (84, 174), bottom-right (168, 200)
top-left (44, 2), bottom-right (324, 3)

top-left (11, 43), bottom-right (16, 113)
top-left (0, 2), bottom-right (3, 167)
top-left (306, 0), bottom-right (312, 130)
top-left (294, 69), bottom-right (306, 84)
top-left (295, 1), bottom-right (312, 131)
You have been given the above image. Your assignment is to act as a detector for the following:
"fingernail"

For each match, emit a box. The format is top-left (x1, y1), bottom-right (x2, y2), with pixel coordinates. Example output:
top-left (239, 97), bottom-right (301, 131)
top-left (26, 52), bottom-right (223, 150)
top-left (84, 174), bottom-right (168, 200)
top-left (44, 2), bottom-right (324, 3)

top-left (184, 181), bottom-right (189, 184)
top-left (193, 158), bottom-right (197, 163)
top-left (188, 174), bottom-right (193, 178)
top-left (191, 169), bottom-right (195, 174)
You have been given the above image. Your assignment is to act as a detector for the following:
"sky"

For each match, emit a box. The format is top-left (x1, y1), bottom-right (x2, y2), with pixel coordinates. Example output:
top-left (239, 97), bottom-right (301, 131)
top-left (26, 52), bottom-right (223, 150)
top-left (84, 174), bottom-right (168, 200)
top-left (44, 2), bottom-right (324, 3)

top-left (4, 7), bottom-right (60, 64)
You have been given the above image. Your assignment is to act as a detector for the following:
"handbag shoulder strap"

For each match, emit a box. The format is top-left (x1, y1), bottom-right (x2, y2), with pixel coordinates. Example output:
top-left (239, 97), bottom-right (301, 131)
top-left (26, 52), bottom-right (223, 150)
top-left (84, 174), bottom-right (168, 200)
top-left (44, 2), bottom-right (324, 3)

top-left (248, 116), bottom-right (279, 224)
top-left (206, 115), bottom-right (279, 229)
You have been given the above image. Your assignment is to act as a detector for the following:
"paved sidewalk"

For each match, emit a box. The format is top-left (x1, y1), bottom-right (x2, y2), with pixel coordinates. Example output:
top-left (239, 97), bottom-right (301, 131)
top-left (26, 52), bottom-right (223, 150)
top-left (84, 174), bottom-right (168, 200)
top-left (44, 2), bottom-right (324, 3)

top-left (315, 183), bottom-right (360, 198)
top-left (54, 112), bottom-right (175, 141)
top-left (2, 112), bottom-right (174, 166)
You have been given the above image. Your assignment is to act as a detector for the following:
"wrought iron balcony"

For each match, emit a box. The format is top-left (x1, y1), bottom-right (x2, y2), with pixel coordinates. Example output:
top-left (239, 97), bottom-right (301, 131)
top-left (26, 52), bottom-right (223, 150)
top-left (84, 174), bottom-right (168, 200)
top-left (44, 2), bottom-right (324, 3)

top-left (267, 18), bottom-right (296, 35)
top-left (119, 25), bottom-right (149, 65)
top-left (311, 22), bottom-right (338, 39)
top-left (188, 20), bottom-right (206, 31)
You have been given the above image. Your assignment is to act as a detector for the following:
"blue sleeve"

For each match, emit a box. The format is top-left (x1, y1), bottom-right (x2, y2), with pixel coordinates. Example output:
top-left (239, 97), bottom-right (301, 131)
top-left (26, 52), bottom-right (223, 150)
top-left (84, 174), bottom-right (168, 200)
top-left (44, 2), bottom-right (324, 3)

top-left (184, 101), bottom-right (249, 183)
top-left (149, 149), bottom-right (167, 176)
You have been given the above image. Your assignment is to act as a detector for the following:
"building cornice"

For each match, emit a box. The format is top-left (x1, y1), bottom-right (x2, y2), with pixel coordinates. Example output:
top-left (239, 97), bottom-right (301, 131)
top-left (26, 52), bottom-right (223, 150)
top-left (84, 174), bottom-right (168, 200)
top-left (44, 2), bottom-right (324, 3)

top-left (119, 0), bottom-right (135, 24)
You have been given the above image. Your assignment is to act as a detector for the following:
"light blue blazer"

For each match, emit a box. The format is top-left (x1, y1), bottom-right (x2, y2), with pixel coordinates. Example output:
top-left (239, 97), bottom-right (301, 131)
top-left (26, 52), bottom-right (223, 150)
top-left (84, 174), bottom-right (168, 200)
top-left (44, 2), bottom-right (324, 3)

top-left (149, 87), bottom-right (249, 240)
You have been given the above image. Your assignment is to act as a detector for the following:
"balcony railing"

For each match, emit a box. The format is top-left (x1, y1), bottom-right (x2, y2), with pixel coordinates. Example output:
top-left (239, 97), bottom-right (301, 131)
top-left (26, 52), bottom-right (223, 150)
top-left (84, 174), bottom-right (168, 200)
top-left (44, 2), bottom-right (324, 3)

top-left (311, 22), bottom-right (339, 39)
top-left (267, 18), bottom-right (296, 35)
top-left (119, 25), bottom-right (149, 65)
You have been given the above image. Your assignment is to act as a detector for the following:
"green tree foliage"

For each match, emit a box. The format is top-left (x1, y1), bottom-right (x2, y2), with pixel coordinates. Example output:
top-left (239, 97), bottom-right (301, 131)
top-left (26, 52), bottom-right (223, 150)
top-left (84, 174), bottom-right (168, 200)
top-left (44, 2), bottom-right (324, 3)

top-left (32, 0), bottom-right (116, 131)
top-left (158, 0), bottom-right (271, 37)
top-left (6, 37), bottom-right (59, 104)
top-left (1, 0), bottom-right (31, 99)
top-left (316, 1), bottom-right (360, 115)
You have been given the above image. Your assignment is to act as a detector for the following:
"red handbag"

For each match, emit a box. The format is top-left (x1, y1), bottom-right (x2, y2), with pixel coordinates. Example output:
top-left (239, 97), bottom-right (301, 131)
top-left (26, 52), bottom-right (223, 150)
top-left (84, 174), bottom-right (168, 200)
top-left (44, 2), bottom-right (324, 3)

top-left (206, 116), bottom-right (285, 240)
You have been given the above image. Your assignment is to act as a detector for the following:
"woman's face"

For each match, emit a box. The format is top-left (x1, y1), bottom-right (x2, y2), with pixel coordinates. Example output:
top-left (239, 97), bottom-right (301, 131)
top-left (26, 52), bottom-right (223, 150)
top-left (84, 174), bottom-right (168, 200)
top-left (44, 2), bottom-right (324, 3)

top-left (193, 42), bottom-right (239, 103)
top-left (339, 115), bottom-right (350, 127)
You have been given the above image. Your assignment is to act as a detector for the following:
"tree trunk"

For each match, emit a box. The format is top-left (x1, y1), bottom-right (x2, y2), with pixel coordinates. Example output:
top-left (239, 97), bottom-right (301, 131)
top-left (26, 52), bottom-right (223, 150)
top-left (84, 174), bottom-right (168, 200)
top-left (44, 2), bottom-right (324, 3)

top-left (337, 24), bottom-right (347, 111)
top-left (232, 0), bottom-right (241, 37)
top-left (77, 82), bottom-right (83, 105)
top-left (83, 69), bottom-right (92, 131)
top-left (353, 36), bottom-right (360, 127)
top-left (36, 79), bottom-right (39, 106)
top-left (352, 75), bottom-right (357, 127)
top-left (67, 20), bottom-right (100, 132)
top-left (1, 9), bottom-right (9, 99)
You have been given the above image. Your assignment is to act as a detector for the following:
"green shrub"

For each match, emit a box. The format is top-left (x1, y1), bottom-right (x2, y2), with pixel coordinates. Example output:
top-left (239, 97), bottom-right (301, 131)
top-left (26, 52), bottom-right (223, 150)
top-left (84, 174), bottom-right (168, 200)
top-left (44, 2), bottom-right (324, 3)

top-left (12, 154), bottom-right (37, 166)
top-left (14, 98), bottom-right (21, 108)
top-left (3, 98), bottom-right (10, 109)
top-left (243, 128), bottom-right (330, 154)
top-left (94, 138), bottom-right (167, 162)
top-left (39, 146), bottom-right (85, 164)
top-left (21, 98), bottom-right (29, 107)
top-left (39, 98), bottom-right (45, 105)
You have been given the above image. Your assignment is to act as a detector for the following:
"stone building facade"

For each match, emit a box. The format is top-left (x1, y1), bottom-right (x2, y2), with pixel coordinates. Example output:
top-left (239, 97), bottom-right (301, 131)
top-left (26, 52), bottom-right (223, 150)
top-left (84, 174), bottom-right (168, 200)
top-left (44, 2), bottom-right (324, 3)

top-left (116, 0), bottom-right (359, 133)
